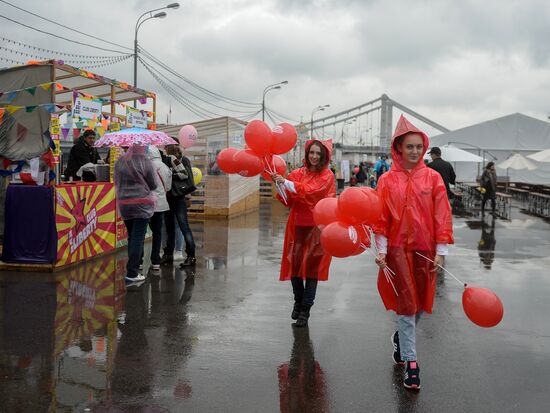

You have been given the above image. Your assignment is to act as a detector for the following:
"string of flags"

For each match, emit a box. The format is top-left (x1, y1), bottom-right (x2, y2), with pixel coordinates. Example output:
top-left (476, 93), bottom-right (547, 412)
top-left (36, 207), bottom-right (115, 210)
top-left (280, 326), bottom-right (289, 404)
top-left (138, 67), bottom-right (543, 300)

top-left (0, 45), bottom-right (132, 65)
top-left (0, 81), bottom-right (154, 117)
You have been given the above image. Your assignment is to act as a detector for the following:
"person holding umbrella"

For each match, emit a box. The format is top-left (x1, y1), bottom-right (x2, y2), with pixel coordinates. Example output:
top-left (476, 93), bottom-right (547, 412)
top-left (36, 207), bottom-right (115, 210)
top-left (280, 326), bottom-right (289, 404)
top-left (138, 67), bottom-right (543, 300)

top-left (95, 128), bottom-right (178, 285)
top-left (373, 115), bottom-right (453, 390)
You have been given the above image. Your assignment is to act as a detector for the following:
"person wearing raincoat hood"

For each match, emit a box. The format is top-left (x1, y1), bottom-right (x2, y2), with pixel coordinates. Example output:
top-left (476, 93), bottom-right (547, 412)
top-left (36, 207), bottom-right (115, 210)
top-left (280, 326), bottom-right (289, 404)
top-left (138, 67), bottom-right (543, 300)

top-left (373, 115), bottom-right (453, 390)
top-left (114, 145), bottom-right (157, 285)
top-left (272, 139), bottom-right (336, 328)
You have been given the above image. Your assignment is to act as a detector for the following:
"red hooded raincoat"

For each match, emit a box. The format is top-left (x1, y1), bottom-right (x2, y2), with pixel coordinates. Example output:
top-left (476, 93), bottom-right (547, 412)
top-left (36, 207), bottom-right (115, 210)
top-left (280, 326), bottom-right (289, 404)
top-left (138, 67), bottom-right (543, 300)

top-left (278, 140), bottom-right (336, 281)
top-left (374, 116), bottom-right (453, 315)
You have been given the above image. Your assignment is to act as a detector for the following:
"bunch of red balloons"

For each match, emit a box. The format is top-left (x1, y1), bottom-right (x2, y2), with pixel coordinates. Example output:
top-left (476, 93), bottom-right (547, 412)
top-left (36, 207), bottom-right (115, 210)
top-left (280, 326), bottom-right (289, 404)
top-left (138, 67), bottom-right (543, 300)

top-left (216, 120), bottom-right (297, 179)
top-left (313, 186), bottom-right (382, 258)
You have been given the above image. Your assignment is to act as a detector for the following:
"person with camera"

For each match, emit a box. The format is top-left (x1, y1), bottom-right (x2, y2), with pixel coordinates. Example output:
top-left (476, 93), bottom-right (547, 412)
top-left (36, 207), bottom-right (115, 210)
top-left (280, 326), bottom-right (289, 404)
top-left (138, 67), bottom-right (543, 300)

top-left (161, 144), bottom-right (197, 268)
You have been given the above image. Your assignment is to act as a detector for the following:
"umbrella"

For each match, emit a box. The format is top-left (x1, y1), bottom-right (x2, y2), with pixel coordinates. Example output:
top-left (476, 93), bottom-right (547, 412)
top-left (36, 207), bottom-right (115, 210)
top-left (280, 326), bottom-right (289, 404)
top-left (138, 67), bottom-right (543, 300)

top-left (497, 153), bottom-right (537, 170)
top-left (424, 144), bottom-right (484, 162)
top-left (527, 148), bottom-right (550, 163)
top-left (94, 127), bottom-right (177, 147)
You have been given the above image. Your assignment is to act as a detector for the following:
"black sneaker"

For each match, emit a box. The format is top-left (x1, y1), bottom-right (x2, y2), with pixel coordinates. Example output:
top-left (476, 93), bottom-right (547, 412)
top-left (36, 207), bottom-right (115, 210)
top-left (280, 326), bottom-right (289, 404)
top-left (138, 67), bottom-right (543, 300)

top-left (160, 255), bottom-right (174, 265)
top-left (180, 256), bottom-right (196, 268)
top-left (291, 302), bottom-right (301, 320)
top-left (391, 331), bottom-right (405, 365)
top-left (403, 361), bottom-right (421, 390)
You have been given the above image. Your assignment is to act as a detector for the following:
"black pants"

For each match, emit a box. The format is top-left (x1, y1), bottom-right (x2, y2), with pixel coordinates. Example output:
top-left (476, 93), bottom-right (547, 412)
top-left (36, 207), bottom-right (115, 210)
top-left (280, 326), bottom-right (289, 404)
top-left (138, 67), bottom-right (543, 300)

top-left (291, 277), bottom-right (318, 307)
top-left (482, 193), bottom-right (496, 212)
top-left (149, 212), bottom-right (164, 265)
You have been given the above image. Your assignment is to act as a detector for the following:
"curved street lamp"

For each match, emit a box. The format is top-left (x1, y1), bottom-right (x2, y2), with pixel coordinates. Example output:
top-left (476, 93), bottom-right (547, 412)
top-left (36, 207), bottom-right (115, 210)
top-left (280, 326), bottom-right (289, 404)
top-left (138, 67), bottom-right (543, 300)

top-left (262, 81), bottom-right (288, 121)
top-left (310, 104), bottom-right (330, 138)
top-left (134, 3), bottom-right (180, 92)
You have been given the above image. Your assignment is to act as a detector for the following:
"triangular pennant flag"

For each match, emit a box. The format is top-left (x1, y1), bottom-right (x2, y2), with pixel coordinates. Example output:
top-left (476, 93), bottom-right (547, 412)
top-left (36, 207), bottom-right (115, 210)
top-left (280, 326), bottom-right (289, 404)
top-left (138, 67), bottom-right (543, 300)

top-left (61, 128), bottom-right (70, 139)
top-left (16, 123), bottom-right (28, 143)
top-left (26, 87), bottom-right (37, 96)
top-left (6, 91), bottom-right (17, 103)
top-left (39, 82), bottom-right (52, 92)
top-left (56, 83), bottom-right (64, 91)
top-left (73, 128), bottom-right (81, 140)
top-left (5, 105), bottom-right (22, 114)
top-left (87, 119), bottom-right (96, 129)
top-left (0, 108), bottom-right (4, 124)
top-left (43, 104), bottom-right (56, 113)
top-left (25, 105), bottom-right (38, 113)
top-left (96, 126), bottom-right (105, 137)
top-left (101, 119), bottom-right (109, 130)
top-left (76, 121), bottom-right (84, 128)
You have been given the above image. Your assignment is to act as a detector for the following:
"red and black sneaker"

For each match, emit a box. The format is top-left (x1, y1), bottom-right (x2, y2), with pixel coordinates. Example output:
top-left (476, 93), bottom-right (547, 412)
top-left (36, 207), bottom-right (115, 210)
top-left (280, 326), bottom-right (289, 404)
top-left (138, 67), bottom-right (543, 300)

top-left (391, 331), bottom-right (405, 365)
top-left (403, 361), bottom-right (421, 390)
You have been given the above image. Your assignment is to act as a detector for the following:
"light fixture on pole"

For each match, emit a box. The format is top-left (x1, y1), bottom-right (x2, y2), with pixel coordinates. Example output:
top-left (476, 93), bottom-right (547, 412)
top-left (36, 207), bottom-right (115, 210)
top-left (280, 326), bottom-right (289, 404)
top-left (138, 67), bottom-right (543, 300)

top-left (261, 81), bottom-right (288, 121)
top-left (310, 104), bottom-right (330, 138)
top-left (134, 3), bottom-right (180, 104)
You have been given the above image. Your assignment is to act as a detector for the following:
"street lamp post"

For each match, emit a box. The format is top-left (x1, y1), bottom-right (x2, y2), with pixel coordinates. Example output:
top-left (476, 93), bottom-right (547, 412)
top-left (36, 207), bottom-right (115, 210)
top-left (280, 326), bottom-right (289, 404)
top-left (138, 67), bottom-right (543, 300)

top-left (261, 81), bottom-right (288, 121)
top-left (310, 104), bottom-right (330, 138)
top-left (134, 3), bottom-right (180, 94)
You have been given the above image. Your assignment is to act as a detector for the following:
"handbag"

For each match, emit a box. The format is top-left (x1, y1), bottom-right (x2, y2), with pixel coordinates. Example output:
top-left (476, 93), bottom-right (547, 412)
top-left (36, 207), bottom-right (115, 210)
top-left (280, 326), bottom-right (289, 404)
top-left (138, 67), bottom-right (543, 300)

top-left (170, 163), bottom-right (196, 197)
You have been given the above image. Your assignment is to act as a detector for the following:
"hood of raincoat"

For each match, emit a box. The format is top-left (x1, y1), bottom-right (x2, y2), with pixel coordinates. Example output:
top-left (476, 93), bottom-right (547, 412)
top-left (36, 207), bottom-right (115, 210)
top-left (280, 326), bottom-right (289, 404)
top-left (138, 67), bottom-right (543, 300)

top-left (390, 115), bottom-right (429, 173)
top-left (147, 145), bottom-right (162, 162)
top-left (146, 145), bottom-right (172, 212)
top-left (304, 139), bottom-right (332, 170)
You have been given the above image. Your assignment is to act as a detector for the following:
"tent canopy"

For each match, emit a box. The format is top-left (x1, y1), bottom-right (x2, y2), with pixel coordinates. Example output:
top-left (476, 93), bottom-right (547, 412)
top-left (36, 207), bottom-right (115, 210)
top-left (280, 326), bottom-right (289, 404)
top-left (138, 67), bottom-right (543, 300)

top-left (424, 144), bottom-right (484, 162)
top-left (430, 113), bottom-right (550, 184)
top-left (497, 153), bottom-right (537, 170)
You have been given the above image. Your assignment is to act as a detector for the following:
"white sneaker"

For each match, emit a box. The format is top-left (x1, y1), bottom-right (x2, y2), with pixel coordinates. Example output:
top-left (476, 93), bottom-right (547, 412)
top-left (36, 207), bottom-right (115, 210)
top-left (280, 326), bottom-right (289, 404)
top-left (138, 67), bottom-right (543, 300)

top-left (125, 274), bottom-right (146, 285)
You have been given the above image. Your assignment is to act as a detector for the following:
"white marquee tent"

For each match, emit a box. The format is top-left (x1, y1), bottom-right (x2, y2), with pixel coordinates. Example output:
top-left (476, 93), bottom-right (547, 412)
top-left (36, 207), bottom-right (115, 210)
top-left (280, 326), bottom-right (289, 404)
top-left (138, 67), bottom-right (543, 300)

top-left (430, 113), bottom-right (550, 184)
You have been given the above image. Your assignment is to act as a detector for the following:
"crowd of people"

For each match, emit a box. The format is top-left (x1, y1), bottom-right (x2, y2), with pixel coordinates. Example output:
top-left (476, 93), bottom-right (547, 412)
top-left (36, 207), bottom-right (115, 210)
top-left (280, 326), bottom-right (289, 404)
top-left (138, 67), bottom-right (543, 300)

top-left (113, 139), bottom-right (197, 286)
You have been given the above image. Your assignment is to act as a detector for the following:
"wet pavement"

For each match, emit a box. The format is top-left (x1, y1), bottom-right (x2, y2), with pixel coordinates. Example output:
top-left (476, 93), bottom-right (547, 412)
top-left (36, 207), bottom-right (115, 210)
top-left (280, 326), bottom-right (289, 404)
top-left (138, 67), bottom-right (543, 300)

top-left (1, 200), bottom-right (550, 412)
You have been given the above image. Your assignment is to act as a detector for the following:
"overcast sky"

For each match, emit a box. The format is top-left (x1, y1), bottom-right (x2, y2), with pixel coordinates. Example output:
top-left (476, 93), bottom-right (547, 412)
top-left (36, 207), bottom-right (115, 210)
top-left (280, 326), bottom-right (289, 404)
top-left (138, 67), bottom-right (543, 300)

top-left (1, 0), bottom-right (550, 138)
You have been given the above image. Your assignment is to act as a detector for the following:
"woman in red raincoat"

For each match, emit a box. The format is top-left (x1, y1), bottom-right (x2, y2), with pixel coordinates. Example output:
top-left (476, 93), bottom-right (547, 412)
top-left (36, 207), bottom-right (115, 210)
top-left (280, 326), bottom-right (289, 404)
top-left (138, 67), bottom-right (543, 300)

top-left (373, 115), bottom-right (453, 390)
top-left (273, 140), bottom-right (336, 328)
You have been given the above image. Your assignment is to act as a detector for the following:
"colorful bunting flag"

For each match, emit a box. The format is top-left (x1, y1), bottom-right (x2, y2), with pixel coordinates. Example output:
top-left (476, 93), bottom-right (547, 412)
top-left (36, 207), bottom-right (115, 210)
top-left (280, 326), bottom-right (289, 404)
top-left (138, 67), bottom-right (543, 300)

top-left (25, 105), bottom-right (37, 113)
top-left (26, 87), bottom-right (37, 96)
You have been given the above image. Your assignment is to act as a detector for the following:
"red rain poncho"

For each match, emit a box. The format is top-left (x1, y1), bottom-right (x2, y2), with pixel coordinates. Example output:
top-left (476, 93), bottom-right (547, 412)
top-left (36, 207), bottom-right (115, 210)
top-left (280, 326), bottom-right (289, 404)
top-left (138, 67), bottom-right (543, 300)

top-left (278, 140), bottom-right (336, 281)
top-left (373, 116), bottom-right (453, 315)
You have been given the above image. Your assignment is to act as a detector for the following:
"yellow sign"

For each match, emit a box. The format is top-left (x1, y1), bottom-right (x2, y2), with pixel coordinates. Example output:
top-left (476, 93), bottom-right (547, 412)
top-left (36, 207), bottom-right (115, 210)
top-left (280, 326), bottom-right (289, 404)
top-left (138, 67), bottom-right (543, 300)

top-left (110, 122), bottom-right (121, 132)
top-left (109, 147), bottom-right (124, 183)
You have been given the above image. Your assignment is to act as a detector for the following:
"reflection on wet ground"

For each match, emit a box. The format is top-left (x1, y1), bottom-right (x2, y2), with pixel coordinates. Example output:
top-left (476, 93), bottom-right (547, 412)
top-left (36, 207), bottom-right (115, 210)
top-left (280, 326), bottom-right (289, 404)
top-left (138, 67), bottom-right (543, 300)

top-left (1, 200), bottom-right (550, 412)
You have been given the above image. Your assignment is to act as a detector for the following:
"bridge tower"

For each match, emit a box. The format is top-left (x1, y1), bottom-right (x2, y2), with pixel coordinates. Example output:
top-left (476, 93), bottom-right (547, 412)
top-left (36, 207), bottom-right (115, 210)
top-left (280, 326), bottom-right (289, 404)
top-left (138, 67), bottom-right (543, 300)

top-left (379, 94), bottom-right (393, 153)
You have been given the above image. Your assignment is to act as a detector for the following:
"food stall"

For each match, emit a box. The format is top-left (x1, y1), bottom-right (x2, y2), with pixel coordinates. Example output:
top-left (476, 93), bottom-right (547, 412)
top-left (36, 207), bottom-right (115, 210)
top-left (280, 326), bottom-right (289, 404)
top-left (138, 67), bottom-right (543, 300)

top-left (0, 60), bottom-right (156, 270)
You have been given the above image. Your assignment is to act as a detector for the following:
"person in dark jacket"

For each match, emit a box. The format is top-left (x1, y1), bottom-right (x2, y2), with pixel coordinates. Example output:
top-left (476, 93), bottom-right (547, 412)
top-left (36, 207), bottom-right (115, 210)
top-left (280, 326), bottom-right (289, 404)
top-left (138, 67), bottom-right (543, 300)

top-left (64, 130), bottom-right (102, 181)
top-left (480, 162), bottom-right (497, 214)
top-left (427, 147), bottom-right (456, 199)
top-left (161, 144), bottom-right (197, 268)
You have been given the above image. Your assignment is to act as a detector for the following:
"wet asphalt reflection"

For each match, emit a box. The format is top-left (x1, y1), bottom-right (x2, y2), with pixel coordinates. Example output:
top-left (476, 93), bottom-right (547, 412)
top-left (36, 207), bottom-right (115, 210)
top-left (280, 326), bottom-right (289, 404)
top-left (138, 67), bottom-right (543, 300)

top-left (1, 200), bottom-right (550, 412)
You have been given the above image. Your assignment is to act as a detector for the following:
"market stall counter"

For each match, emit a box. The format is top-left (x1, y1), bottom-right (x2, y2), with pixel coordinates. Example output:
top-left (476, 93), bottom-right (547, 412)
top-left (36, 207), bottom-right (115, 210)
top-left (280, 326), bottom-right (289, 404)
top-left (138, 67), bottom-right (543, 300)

top-left (1, 181), bottom-right (128, 271)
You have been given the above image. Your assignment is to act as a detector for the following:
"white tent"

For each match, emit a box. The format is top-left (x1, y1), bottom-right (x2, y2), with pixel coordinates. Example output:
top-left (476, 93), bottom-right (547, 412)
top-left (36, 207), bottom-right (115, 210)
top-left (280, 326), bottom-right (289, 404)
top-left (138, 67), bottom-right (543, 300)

top-left (498, 153), bottom-right (537, 170)
top-left (430, 113), bottom-right (550, 183)
top-left (527, 148), bottom-right (550, 163)
top-left (424, 144), bottom-right (484, 162)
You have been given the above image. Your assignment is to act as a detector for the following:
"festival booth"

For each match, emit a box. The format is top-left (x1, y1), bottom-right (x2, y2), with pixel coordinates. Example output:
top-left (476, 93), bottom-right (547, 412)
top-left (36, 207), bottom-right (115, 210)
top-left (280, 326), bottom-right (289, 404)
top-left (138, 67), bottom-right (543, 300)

top-left (0, 60), bottom-right (157, 270)
top-left (159, 117), bottom-right (260, 217)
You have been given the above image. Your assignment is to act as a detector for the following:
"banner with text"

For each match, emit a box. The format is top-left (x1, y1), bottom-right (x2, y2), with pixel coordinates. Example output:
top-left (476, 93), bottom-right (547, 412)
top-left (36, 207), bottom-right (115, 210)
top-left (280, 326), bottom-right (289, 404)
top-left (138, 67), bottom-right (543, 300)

top-left (126, 106), bottom-right (148, 128)
top-left (55, 183), bottom-right (116, 267)
top-left (72, 94), bottom-right (103, 121)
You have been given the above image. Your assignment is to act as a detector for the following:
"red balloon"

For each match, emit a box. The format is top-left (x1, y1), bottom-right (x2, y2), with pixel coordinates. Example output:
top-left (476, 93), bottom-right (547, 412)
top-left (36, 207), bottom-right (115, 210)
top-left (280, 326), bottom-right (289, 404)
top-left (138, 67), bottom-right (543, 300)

top-left (261, 154), bottom-right (287, 181)
top-left (233, 149), bottom-right (264, 177)
top-left (320, 221), bottom-right (366, 258)
top-left (360, 187), bottom-right (383, 226)
top-left (313, 197), bottom-right (340, 227)
top-left (244, 120), bottom-right (272, 156)
top-left (338, 187), bottom-right (372, 225)
top-left (270, 123), bottom-right (297, 155)
top-left (462, 286), bottom-right (504, 328)
top-left (353, 167), bottom-right (360, 174)
top-left (216, 148), bottom-right (239, 174)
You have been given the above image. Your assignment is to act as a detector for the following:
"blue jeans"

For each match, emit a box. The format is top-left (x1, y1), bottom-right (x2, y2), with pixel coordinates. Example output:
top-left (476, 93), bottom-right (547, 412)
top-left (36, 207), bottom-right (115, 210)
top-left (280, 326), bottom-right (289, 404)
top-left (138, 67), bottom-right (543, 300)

top-left (291, 277), bottom-right (318, 307)
top-left (148, 212), bottom-right (164, 265)
top-left (124, 218), bottom-right (149, 278)
top-left (397, 312), bottom-right (423, 361)
top-left (165, 196), bottom-right (195, 257)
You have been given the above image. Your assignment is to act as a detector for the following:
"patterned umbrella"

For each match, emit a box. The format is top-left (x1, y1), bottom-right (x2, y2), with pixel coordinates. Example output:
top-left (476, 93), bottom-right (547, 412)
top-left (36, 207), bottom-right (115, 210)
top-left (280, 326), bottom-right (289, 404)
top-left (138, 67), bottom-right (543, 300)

top-left (93, 127), bottom-right (177, 147)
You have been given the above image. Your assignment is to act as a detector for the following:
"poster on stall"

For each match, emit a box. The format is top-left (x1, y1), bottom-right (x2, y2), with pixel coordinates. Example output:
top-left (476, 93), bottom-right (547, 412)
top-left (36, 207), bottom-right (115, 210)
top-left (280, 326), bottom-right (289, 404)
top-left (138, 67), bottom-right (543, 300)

top-left (109, 146), bottom-right (124, 183)
top-left (55, 183), bottom-right (116, 267)
top-left (341, 159), bottom-right (350, 182)
top-left (116, 207), bottom-right (128, 248)
top-left (126, 107), bottom-right (148, 128)
top-left (72, 94), bottom-right (103, 121)
top-left (50, 115), bottom-right (60, 163)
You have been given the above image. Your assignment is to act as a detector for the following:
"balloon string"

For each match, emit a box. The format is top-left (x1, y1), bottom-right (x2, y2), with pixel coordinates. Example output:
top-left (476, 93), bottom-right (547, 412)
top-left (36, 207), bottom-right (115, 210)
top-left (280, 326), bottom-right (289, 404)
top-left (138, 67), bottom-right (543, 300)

top-left (415, 252), bottom-right (467, 288)
top-left (263, 156), bottom-right (275, 175)
top-left (362, 241), bottom-right (399, 296)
